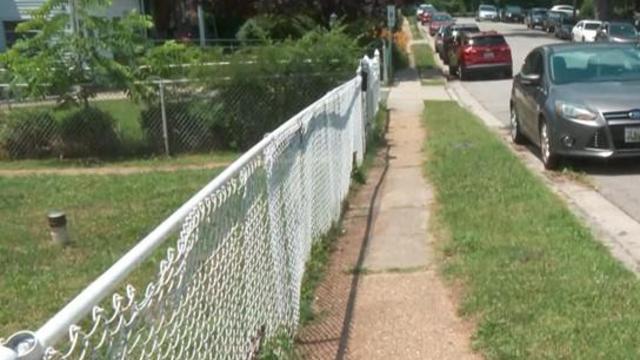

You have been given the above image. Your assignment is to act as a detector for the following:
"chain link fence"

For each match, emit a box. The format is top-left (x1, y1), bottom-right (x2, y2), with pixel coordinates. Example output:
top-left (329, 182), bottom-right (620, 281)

top-left (0, 51), bottom-right (380, 360)
top-left (0, 71), bottom-right (351, 160)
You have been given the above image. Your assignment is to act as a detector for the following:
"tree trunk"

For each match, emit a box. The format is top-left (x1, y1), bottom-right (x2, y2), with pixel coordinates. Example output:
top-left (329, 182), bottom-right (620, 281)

top-left (595, 0), bottom-right (609, 20)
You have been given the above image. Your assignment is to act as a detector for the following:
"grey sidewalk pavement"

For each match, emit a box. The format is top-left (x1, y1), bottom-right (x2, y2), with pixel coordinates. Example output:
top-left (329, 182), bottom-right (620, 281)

top-left (345, 47), bottom-right (479, 357)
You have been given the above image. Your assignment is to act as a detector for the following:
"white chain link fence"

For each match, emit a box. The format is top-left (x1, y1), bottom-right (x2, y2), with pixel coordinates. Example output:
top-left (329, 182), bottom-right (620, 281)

top-left (0, 51), bottom-right (380, 360)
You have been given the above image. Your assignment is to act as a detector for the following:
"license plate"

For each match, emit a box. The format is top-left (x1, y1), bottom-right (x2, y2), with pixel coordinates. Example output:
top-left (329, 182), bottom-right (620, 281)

top-left (484, 52), bottom-right (495, 59)
top-left (625, 127), bottom-right (640, 143)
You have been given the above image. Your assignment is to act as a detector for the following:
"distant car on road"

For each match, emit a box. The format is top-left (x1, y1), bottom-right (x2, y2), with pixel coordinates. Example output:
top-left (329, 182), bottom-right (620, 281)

top-left (428, 12), bottom-right (455, 36)
top-left (595, 22), bottom-right (639, 42)
top-left (525, 8), bottom-right (548, 29)
top-left (448, 31), bottom-right (513, 80)
top-left (555, 16), bottom-right (576, 40)
top-left (442, 23), bottom-right (481, 64)
top-left (510, 43), bottom-right (640, 169)
top-left (476, 4), bottom-right (499, 22)
top-left (543, 10), bottom-right (564, 33)
top-left (550, 4), bottom-right (579, 17)
top-left (501, 5), bottom-right (525, 23)
top-left (572, 20), bottom-right (602, 42)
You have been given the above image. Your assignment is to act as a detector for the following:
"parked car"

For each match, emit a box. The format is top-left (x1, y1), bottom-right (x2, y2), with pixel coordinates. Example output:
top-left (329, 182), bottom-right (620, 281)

top-left (442, 23), bottom-right (481, 65)
top-left (543, 10), bottom-right (564, 33)
top-left (525, 8), bottom-right (548, 29)
top-left (448, 31), bottom-right (513, 80)
top-left (419, 5), bottom-right (438, 24)
top-left (435, 25), bottom-right (451, 59)
top-left (595, 22), bottom-right (639, 42)
top-left (510, 43), bottom-right (640, 169)
top-left (476, 4), bottom-right (499, 22)
top-left (501, 5), bottom-right (525, 23)
top-left (416, 4), bottom-right (437, 18)
top-left (572, 20), bottom-right (602, 41)
top-left (550, 4), bottom-right (579, 16)
top-left (555, 16), bottom-right (576, 40)
top-left (429, 12), bottom-right (455, 36)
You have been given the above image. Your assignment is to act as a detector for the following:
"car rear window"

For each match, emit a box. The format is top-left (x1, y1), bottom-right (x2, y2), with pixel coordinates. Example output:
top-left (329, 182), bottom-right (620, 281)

top-left (466, 35), bottom-right (506, 46)
top-left (480, 5), bottom-right (496, 11)
top-left (434, 14), bottom-right (453, 21)
top-left (584, 23), bottom-right (600, 30)
top-left (532, 10), bottom-right (547, 15)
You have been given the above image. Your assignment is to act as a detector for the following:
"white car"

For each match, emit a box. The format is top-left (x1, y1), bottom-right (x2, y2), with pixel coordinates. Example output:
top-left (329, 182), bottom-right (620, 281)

top-left (476, 4), bottom-right (498, 21)
top-left (572, 20), bottom-right (602, 42)
top-left (551, 4), bottom-right (579, 16)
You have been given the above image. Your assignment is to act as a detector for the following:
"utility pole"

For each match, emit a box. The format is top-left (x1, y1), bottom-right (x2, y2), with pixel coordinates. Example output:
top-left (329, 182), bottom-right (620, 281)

top-left (69, 0), bottom-right (79, 35)
top-left (197, 2), bottom-right (206, 48)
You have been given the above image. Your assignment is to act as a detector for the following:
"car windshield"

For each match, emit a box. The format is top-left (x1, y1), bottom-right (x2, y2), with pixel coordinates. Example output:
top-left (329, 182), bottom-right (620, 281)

top-left (551, 46), bottom-right (640, 84)
top-left (610, 24), bottom-right (637, 37)
top-left (467, 35), bottom-right (506, 46)
top-left (532, 9), bottom-right (547, 15)
top-left (480, 5), bottom-right (496, 11)
top-left (505, 6), bottom-right (522, 12)
top-left (434, 14), bottom-right (452, 21)
top-left (584, 23), bottom-right (600, 30)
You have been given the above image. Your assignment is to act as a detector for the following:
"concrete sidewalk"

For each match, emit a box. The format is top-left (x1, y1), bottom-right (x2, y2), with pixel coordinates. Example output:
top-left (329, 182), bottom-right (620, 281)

top-left (344, 42), bottom-right (478, 357)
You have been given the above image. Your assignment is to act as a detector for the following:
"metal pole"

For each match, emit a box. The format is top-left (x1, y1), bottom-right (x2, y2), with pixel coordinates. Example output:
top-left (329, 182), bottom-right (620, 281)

top-left (197, 4), bottom-right (206, 48)
top-left (159, 81), bottom-right (170, 156)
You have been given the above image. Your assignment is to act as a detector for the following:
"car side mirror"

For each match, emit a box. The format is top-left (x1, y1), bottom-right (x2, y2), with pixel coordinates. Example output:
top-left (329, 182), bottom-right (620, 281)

top-left (520, 73), bottom-right (541, 85)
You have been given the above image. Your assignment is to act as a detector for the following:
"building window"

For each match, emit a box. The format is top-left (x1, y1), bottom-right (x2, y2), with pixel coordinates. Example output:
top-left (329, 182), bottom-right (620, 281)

top-left (3, 21), bottom-right (37, 48)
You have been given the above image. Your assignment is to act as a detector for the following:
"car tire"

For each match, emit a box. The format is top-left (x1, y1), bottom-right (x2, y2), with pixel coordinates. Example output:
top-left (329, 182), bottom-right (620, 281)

top-left (510, 105), bottom-right (526, 145)
top-left (460, 66), bottom-right (469, 81)
top-left (449, 64), bottom-right (458, 76)
top-left (539, 119), bottom-right (559, 170)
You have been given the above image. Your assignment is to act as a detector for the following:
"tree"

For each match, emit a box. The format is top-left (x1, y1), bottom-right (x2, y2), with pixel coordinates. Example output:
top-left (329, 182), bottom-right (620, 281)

top-left (594, 0), bottom-right (609, 19)
top-left (0, 0), bottom-right (152, 107)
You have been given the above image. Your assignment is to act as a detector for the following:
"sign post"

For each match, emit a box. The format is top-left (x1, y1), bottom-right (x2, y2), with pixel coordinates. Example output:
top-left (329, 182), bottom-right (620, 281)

top-left (386, 5), bottom-right (396, 85)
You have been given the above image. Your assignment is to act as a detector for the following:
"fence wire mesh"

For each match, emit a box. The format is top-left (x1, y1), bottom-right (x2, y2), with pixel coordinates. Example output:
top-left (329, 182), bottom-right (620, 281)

top-left (0, 53), bottom-right (380, 360)
top-left (0, 71), bottom-right (350, 160)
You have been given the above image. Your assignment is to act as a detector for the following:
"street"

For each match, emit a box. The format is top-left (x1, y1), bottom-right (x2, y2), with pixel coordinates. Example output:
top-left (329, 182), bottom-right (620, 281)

top-left (437, 18), bottom-right (640, 223)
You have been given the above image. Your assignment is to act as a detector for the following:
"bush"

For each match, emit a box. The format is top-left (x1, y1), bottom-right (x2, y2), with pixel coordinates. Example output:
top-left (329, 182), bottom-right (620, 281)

top-left (59, 107), bottom-right (121, 158)
top-left (580, 0), bottom-right (595, 18)
top-left (0, 109), bottom-right (60, 159)
top-left (140, 99), bottom-right (225, 154)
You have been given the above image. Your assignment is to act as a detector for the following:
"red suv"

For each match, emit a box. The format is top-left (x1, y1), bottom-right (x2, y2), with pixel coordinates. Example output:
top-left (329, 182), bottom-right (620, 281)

top-left (448, 31), bottom-right (513, 80)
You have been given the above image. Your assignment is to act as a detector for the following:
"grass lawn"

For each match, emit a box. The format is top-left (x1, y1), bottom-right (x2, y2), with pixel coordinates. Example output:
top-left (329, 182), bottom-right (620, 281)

top-left (411, 44), bottom-right (439, 83)
top-left (0, 152), bottom-right (237, 171)
top-left (93, 98), bottom-right (144, 146)
top-left (407, 16), bottom-right (422, 40)
top-left (424, 100), bottom-right (640, 358)
top-left (0, 168), bottom-right (222, 336)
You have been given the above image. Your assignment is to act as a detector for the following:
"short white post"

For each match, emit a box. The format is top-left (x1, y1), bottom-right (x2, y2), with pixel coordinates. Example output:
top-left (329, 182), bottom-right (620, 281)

top-left (48, 211), bottom-right (70, 246)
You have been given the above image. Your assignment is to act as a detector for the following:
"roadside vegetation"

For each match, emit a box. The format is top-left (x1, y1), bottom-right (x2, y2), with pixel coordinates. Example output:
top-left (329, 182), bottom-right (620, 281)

top-left (0, 168), bottom-right (222, 336)
top-left (424, 100), bottom-right (640, 358)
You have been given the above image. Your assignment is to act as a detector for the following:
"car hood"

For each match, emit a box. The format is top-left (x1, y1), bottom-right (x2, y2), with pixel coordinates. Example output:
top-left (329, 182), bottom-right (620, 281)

top-left (610, 36), bottom-right (638, 42)
top-left (554, 81), bottom-right (640, 112)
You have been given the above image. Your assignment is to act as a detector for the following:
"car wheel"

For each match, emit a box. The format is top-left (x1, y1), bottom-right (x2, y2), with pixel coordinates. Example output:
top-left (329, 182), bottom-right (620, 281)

top-left (539, 120), bottom-right (559, 170)
top-left (460, 66), bottom-right (469, 81)
top-left (510, 105), bottom-right (526, 145)
top-left (449, 64), bottom-right (458, 76)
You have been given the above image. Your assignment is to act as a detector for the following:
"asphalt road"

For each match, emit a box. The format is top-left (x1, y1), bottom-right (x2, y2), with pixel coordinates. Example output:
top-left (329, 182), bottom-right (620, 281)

top-left (443, 19), bottom-right (640, 223)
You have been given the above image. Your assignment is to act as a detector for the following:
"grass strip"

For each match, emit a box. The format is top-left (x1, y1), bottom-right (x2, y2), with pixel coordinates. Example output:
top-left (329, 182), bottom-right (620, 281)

top-left (407, 16), bottom-right (422, 39)
top-left (412, 43), bottom-right (437, 80)
top-left (424, 100), bottom-right (640, 359)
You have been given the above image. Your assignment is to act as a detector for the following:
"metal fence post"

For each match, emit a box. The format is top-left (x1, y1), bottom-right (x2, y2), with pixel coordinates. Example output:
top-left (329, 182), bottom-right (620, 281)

top-left (158, 81), bottom-right (170, 156)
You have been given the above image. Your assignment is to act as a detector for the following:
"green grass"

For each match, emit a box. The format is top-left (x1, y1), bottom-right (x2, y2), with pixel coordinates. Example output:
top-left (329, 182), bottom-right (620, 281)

top-left (93, 99), bottom-right (144, 145)
top-left (411, 43), bottom-right (440, 83)
top-left (0, 168), bottom-right (222, 336)
top-left (424, 100), bottom-right (640, 359)
top-left (407, 16), bottom-right (422, 39)
top-left (0, 152), bottom-right (237, 171)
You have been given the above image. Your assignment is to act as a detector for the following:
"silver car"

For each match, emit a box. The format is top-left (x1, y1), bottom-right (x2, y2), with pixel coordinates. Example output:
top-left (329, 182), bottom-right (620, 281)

top-left (510, 43), bottom-right (640, 169)
top-left (476, 4), bottom-right (498, 21)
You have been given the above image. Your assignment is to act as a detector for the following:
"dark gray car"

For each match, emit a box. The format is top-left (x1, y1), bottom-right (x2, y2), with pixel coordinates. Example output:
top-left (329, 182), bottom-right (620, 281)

top-left (510, 43), bottom-right (640, 169)
top-left (595, 22), bottom-right (639, 42)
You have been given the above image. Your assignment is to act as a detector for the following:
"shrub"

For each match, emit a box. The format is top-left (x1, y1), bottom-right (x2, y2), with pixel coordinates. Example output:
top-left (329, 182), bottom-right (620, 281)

top-left (0, 109), bottom-right (60, 159)
top-left (140, 98), bottom-right (225, 154)
top-left (59, 107), bottom-right (121, 158)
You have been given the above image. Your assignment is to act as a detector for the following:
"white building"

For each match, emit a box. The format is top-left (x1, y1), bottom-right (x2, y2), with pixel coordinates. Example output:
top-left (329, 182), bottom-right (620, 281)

top-left (0, 0), bottom-right (144, 51)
